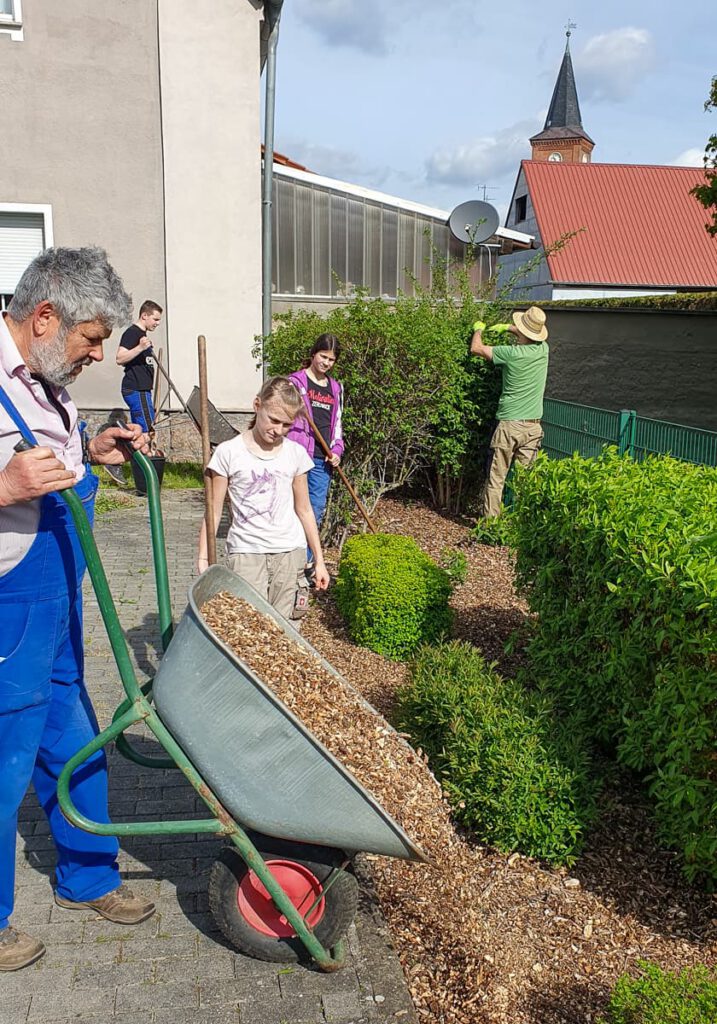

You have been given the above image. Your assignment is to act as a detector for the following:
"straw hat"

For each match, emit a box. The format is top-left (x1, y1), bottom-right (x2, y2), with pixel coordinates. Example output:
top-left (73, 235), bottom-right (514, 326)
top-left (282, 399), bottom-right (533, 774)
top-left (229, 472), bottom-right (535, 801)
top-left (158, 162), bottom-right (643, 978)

top-left (512, 306), bottom-right (548, 342)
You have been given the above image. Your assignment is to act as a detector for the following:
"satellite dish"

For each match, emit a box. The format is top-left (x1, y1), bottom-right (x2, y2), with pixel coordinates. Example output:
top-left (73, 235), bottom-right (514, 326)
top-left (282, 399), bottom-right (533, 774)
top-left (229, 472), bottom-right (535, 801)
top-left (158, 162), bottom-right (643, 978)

top-left (448, 200), bottom-right (500, 245)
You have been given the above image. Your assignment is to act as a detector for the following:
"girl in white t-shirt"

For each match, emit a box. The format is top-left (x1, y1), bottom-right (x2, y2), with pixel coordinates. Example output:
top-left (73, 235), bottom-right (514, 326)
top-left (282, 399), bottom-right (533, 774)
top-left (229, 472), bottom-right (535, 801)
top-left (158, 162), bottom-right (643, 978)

top-left (197, 377), bottom-right (330, 620)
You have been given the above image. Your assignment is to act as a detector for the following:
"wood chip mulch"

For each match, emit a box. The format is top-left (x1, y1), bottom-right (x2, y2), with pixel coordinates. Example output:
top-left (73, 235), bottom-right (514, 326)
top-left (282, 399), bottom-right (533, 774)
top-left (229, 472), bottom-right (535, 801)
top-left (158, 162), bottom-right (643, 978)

top-left (206, 497), bottom-right (717, 1023)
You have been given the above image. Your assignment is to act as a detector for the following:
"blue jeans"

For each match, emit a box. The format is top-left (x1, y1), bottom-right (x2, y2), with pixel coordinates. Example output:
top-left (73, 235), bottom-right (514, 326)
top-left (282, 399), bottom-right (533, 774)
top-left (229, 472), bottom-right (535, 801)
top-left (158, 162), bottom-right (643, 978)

top-left (123, 390), bottom-right (155, 433)
top-left (306, 455), bottom-right (333, 561)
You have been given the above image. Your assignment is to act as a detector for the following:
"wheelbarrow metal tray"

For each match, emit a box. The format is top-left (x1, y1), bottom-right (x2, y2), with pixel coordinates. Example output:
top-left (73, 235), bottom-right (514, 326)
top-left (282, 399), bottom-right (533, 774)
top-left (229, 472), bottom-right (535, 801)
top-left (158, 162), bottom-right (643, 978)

top-left (153, 565), bottom-right (426, 862)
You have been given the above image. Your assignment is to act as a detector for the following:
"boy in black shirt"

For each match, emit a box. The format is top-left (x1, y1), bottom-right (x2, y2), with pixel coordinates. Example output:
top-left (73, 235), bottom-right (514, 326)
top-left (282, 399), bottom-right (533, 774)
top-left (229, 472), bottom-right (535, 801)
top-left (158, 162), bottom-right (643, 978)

top-left (115, 300), bottom-right (163, 432)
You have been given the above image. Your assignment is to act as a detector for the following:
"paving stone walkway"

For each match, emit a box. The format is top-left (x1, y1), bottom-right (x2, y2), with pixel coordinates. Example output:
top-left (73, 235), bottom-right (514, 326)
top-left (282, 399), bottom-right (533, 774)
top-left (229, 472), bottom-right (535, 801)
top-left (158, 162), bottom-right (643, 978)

top-left (8, 487), bottom-right (417, 1024)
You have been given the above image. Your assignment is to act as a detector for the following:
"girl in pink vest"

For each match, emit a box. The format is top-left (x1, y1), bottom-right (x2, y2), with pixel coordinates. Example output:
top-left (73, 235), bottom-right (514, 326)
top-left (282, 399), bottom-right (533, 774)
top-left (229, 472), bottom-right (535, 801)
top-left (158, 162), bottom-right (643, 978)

top-left (287, 334), bottom-right (344, 563)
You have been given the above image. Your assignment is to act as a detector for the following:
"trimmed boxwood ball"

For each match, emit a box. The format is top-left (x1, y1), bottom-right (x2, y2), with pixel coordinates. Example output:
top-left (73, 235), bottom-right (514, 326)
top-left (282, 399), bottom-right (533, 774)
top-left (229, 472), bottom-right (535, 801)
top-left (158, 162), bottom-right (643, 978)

top-left (336, 533), bottom-right (453, 660)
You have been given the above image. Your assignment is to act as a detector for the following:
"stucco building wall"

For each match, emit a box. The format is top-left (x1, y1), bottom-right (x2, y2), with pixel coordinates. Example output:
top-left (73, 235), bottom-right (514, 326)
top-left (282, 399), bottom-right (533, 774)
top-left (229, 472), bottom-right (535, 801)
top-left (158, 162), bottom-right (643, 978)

top-left (1, 0), bottom-right (263, 412)
top-left (0, 0), bottom-right (166, 409)
top-left (158, 0), bottom-right (263, 412)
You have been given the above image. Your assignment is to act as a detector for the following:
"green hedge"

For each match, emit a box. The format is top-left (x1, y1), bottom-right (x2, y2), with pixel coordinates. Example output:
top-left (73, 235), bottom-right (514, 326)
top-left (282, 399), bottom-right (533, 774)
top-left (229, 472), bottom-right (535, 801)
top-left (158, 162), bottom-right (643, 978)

top-left (535, 291), bottom-right (717, 311)
top-left (335, 533), bottom-right (453, 659)
top-left (396, 642), bottom-right (597, 865)
top-left (598, 962), bottom-right (717, 1024)
top-left (511, 451), bottom-right (717, 882)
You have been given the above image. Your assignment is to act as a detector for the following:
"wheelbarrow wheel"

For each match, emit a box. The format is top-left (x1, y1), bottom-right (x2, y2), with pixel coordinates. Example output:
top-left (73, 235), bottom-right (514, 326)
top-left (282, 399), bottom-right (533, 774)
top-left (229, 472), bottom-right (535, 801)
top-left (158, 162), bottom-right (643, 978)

top-left (208, 840), bottom-right (358, 963)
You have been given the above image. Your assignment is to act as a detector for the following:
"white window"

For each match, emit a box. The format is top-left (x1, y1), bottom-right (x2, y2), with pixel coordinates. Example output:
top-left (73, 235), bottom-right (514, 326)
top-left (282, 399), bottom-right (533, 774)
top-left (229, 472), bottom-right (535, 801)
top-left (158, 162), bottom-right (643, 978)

top-left (0, 0), bottom-right (23, 41)
top-left (0, 205), bottom-right (53, 298)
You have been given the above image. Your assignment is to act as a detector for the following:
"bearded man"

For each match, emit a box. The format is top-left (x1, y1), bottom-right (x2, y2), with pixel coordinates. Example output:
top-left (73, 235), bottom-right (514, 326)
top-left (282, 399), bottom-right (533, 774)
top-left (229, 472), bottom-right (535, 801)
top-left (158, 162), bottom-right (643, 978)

top-left (0, 247), bottom-right (155, 971)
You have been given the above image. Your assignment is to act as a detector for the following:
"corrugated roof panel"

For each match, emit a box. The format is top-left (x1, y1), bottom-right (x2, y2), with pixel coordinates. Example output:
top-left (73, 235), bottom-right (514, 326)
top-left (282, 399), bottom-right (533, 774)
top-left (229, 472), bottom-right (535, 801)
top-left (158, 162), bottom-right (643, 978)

top-left (523, 161), bottom-right (717, 287)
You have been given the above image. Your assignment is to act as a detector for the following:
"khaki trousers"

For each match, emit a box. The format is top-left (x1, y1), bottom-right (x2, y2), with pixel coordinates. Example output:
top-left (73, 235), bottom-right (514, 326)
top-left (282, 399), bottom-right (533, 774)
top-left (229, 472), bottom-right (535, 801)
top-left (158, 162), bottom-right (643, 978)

top-left (226, 548), bottom-right (306, 621)
top-left (481, 419), bottom-right (543, 519)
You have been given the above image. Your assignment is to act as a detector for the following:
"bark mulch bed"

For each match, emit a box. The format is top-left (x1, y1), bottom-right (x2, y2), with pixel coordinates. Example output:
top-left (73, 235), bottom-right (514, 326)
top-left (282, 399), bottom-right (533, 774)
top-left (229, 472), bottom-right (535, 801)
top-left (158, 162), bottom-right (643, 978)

top-left (298, 497), bottom-right (717, 1023)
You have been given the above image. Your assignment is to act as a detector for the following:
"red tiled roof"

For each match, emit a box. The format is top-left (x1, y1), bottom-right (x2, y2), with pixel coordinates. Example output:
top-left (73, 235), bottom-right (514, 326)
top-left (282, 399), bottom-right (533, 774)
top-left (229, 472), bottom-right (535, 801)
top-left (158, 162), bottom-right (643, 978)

top-left (522, 160), bottom-right (717, 288)
top-left (261, 145), bottom-right (309, 171)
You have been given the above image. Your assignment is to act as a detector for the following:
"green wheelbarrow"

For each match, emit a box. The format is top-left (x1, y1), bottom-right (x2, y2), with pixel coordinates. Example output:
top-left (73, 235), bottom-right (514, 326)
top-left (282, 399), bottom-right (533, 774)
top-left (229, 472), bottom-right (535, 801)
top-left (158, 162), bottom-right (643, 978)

top-left (56, 451), bottom-right (426, 970)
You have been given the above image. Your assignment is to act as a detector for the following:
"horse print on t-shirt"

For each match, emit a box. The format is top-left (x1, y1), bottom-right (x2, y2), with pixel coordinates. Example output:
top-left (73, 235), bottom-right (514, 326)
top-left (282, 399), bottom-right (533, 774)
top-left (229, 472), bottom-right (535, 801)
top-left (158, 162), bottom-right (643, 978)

top-left (236, 468), bottom-right (279, 524)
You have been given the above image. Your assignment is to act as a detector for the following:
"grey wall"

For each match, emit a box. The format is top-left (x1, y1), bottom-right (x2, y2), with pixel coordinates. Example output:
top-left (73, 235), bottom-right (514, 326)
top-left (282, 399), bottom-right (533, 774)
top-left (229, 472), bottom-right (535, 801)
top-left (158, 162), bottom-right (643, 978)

top-left (0, 0), bottom-right (166, 409)
top-left (272, 296), bottom-right (352, 318)
top-left (545, 308), bottom-right (717, 430)
top-left (497, 248), bottom-right (552, 301)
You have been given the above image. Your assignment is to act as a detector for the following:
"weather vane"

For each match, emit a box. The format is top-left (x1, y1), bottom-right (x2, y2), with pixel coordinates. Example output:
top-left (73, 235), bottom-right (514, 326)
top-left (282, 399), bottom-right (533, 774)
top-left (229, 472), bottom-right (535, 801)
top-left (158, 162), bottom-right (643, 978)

top-left (565, 19), bottom-right (577, 39)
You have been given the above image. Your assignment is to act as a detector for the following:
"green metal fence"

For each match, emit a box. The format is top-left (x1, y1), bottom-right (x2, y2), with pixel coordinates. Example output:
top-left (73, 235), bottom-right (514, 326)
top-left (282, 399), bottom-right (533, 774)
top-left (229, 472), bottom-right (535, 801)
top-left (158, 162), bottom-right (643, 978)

top-left (542, 399), bottom-right (717, 467)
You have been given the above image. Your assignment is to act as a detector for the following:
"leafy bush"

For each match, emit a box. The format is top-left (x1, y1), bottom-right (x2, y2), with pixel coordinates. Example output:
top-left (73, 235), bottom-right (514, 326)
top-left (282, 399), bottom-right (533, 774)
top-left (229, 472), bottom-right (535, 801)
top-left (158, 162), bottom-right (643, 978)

top-left (260, 267), bottom-right (509, 525)
top-left (440, 546), bottom-right (468, 586)
top-left (397, 642), bottom-right (597, 864)
top-left (472, 512), bottom-right (515, 547)
top-left (511, 450), bottom-right (717, 882)
top-left (336, 533), bottom-right (453, 659)
top-left (598, 961), bottom-right (717, 1024)
top-left (259, 233), bottom-right (580, 532)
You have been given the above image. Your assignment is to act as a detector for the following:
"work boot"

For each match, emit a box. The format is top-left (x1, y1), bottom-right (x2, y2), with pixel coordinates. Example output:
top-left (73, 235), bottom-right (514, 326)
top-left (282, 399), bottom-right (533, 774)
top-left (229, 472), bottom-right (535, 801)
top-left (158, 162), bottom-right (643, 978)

top-left (54, 884), bottom-right (155, 925)
top-left (0, 927), bottom-right (46, 971)
top-left (103, 463), bottom-right (127, 486)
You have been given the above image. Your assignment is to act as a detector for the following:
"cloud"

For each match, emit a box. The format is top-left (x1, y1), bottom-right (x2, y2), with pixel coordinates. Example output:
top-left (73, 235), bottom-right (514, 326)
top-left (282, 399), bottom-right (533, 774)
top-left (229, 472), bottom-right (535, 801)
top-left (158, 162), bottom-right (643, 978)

top-left (295, 0), bottom-right (389, 56)
top-left (278, 139), bottom-right (394, 188)
top-left (425, 119), bottom-right (540, 187)
top-left (295, 0), bottom-right (476, 57)
top-left (670, 147), bottom-right (706, 167)
top-left (575, 27), bottom-right (658, 103)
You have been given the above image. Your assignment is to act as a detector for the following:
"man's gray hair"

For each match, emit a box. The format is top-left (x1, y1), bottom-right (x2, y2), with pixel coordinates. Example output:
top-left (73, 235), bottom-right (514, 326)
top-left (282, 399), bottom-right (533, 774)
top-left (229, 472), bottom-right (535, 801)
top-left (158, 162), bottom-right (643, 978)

top-left (7, 246), bottom-right (133, 330)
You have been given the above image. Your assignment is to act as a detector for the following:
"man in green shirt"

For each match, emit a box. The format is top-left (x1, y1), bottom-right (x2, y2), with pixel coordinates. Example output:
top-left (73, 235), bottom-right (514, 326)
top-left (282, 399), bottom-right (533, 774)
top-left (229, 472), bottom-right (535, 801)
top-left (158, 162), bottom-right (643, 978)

top-left (471, 306), bottom-right (549, 518)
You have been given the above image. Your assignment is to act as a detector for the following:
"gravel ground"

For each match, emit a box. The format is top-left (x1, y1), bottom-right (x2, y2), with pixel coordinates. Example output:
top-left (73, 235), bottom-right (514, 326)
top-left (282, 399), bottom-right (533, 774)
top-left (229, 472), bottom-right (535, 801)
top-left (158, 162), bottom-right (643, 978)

top-left (299, 497), bottom-right (717, 1024)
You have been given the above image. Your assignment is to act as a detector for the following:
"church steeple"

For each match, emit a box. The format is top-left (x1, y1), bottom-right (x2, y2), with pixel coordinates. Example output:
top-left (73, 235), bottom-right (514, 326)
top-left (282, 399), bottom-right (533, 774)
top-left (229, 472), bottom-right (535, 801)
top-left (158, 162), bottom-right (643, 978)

top-left (530, 25), bottom-right (595, 164)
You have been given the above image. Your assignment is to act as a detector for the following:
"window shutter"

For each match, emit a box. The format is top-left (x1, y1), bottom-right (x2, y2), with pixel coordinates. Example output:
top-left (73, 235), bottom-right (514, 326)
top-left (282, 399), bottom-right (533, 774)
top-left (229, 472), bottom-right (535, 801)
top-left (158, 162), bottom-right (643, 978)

top-left (0, 212), bottom-right (46, 293)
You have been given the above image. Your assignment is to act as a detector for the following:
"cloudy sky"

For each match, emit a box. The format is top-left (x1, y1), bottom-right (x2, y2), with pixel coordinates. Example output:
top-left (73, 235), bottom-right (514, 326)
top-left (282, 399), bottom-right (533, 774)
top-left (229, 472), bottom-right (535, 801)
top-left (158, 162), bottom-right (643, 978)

top-left (271, 0), bottom-right (716, 221)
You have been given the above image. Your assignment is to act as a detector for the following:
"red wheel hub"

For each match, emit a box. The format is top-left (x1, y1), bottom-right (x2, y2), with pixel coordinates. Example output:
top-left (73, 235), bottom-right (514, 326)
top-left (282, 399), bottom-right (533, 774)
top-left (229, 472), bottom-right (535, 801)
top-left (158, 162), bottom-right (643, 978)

top-left (236, 859), bottom-right (326, 938)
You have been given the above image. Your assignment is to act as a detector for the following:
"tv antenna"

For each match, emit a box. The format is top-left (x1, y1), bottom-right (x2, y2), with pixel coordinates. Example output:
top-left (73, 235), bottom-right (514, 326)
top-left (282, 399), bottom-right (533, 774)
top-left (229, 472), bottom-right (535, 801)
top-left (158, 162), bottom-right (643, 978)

top-left (475, 184), bottom-right (498, 202)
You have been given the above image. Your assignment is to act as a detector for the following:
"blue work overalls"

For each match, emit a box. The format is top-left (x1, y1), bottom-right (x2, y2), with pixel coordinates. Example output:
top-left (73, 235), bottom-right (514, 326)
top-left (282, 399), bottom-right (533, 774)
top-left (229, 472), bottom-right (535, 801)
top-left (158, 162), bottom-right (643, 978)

top-left (0, 388), bottom-right (120, 931)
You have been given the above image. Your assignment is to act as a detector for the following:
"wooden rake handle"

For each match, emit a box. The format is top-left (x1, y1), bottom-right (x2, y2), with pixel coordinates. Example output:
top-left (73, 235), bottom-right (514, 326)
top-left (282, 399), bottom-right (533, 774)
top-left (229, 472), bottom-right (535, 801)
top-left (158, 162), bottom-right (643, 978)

top-left (198, 335), bottom-right (217, 565)
top-left (305, 413), bottom-right (376, 533)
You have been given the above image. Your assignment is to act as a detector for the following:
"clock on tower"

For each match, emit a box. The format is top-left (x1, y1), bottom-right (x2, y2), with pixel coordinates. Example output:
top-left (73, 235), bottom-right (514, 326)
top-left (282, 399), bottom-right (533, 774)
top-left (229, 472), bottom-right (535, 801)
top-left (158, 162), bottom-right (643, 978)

top-left (548, 152), bottom-right (562, 162)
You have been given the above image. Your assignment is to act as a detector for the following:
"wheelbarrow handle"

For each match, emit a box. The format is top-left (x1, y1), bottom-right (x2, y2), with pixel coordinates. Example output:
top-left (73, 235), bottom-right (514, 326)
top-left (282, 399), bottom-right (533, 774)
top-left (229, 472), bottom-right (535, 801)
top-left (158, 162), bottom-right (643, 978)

top-left (106, 410), bottom-right (174, 651)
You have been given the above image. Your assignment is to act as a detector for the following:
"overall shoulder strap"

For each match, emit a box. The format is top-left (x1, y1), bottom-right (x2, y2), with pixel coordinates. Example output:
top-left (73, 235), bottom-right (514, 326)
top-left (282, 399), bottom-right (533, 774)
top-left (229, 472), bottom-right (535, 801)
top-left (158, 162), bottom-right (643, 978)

top-left (0, 383), bottom-right (39, 447)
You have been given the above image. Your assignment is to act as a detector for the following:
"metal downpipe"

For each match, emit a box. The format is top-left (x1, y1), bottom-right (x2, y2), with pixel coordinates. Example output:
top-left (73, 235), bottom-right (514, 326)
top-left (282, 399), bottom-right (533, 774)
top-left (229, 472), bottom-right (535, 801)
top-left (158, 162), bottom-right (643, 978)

top-left (261, 8), bottom-right (282, 371)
